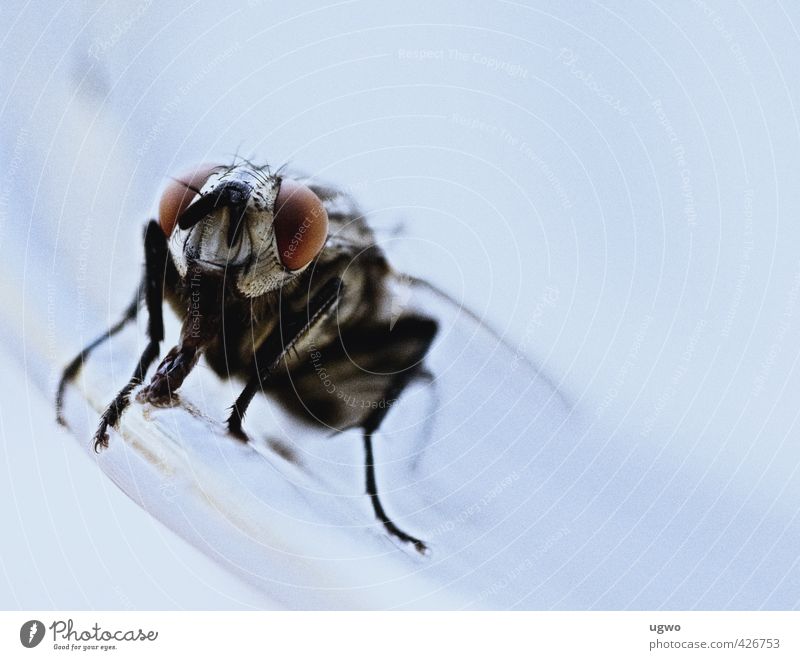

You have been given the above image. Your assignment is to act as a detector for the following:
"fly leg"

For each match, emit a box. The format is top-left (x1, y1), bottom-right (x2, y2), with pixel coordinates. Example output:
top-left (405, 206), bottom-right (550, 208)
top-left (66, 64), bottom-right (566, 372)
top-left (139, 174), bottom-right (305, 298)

top-left (267, 313), bottom-right (438, 551)
top-left (136, 343), bottom-right (201, 406)
top-left (136, 271), bottom-right (226, 406)
top-left (56, 287), bottom-right (140, 426)
top-left (357, 316), bottom-right (438, 553)
top-left (226, 277), bottom-right (343, 440)
top-left (90, 221), bottom-right (170, 452)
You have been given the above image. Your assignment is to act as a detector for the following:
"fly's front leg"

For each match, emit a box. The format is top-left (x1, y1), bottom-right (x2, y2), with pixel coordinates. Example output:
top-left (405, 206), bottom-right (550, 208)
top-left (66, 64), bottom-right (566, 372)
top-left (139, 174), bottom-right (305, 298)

top-left (137, 278), bottom-right (221, 406)
top-left (136, 341), bottom-right (201, 406)
top-left (226, 277), bottom-right (343, 440)
top-left (92, 221), bottom-right (169, 452)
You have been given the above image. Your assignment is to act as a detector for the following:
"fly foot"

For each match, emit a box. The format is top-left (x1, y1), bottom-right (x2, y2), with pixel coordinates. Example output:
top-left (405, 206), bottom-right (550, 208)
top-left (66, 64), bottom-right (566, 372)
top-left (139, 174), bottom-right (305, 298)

top-left (93, 424), bottom-right (110, 453)
top-left (136, 380), bottom-right (178, 407)
top-left (137, 344), bottom-right (196, 406)
top-left (380, 519), bottom-right (428, 555)
top-left (226, 409), bottom-right (250, 443)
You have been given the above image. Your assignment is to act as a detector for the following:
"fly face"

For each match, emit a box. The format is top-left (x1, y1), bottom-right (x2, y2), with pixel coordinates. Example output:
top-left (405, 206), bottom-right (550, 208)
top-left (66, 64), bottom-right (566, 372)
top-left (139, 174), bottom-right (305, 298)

top-left (160, 163), bottom-right (329, 297)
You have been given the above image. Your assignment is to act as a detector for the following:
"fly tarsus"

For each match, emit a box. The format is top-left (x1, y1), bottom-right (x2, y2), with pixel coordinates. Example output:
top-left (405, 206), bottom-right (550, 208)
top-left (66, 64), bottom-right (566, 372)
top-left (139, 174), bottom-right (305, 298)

top-left (226, 380), bottom-right (258, 441)
top-left (137, 344), bottom-right (198, 406)
top-left (373, 503), bottom-right (429, 555)
top-left (364, 431), bottom-right (428, 555)
top-left (93, 423), bottom-right (110, 453)
top-left (91, 338), bottom-right (161, 452)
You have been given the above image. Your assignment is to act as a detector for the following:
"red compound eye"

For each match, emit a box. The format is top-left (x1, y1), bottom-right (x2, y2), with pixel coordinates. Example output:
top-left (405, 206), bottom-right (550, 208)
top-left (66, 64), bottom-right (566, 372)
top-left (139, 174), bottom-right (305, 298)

top-left (158, 163), bottom-right (222, 236)
top-left (273, 179), bottom-right (329, 270)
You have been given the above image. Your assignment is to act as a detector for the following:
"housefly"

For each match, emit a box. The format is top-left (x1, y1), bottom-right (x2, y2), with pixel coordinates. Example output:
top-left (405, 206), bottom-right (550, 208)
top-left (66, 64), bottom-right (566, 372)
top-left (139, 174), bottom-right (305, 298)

top-left (56, 160), bottom-right (438, 553)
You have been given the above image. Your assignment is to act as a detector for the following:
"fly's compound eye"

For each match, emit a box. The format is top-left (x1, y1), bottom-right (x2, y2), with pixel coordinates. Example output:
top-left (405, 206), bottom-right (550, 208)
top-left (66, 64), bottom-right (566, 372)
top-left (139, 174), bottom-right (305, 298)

top-left (273, 179), bottom-right (329, 270)
top-left (158, 163), bottom-right (222, 236)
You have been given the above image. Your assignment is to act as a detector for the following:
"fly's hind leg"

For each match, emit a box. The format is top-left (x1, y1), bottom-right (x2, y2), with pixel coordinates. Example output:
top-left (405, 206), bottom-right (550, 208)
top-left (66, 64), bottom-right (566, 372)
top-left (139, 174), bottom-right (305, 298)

top-left (354, 316), bottom-right (438, 553)
top-left (286, 314), bottom-right (438, 552)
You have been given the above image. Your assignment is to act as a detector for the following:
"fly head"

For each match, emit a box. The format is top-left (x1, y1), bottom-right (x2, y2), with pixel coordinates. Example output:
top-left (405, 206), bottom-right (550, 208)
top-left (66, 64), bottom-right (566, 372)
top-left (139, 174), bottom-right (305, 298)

top-left (158, 162), bottom-right (329, 297)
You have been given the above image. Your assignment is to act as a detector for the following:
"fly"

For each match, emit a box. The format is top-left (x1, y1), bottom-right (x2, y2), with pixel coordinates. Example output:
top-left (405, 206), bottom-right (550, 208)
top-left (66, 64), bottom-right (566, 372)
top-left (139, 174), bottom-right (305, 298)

top-left (56, 159), bottom-right (438, 553)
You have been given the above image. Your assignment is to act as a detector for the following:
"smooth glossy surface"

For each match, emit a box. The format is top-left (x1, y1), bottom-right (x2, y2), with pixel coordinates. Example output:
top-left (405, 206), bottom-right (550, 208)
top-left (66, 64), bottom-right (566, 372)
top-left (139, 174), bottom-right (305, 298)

top-left (158, 163), bottom-right (221, 236)
top-left (273, 178), bottom-right (329, 270)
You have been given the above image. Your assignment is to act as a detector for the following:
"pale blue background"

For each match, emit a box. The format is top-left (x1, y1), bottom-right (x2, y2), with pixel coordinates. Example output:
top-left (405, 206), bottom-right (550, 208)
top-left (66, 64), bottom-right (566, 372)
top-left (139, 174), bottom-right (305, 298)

top-left (1, 0), bottom-right (799, 608)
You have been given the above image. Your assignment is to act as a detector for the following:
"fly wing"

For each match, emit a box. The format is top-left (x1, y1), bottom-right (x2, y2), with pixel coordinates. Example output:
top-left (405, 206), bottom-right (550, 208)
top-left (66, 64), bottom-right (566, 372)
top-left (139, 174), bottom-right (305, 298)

top-left (342, 276), bottom-right (585, 604)
top-left (378, 274), bottom-right (574, 469)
